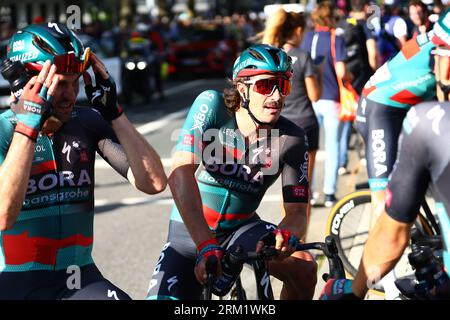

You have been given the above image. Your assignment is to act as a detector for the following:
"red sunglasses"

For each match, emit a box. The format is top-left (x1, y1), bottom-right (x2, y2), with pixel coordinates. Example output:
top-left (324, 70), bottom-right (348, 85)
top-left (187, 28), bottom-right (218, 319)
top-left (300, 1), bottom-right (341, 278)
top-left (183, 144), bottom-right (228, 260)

top-left (245, 77), bottom-right (292, 97)
top-left (25, 47), bottom-right (91, 74)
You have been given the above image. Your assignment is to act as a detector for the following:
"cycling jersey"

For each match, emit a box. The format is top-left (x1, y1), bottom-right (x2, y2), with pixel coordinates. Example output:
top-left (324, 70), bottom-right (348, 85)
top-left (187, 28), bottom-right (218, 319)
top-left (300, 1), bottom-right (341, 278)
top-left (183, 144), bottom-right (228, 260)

top-left (356, 33), bottom-right (437, 191)
top-left (362, 33), bottom-right (436, 108)
top-left (170, 90), bottom-right (310, 231)
top-left (385, 102), bottom-right (450, 276)
top-left (0, 107), bottom-right (131, 299)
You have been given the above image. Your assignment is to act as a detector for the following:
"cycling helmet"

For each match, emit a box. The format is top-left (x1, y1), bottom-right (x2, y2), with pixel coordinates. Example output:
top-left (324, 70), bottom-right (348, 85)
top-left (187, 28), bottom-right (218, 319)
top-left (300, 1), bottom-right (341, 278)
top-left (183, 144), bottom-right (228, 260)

top-left (6, 22), bottom-right (89, 74)
top-left (232, 44), bottom-right (293, 80)
top-left (431, 8), bottom-right (450, 48)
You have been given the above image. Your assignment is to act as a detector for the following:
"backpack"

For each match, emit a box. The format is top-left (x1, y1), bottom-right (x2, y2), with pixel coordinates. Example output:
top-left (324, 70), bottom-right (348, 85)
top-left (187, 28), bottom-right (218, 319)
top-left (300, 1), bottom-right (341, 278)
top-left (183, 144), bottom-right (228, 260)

top-left (336, 17), bottom-right (372, 94)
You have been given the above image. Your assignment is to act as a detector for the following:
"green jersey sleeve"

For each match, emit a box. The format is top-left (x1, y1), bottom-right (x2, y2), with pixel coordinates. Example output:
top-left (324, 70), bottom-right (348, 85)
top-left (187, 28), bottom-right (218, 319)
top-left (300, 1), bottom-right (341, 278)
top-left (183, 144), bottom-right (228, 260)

top-left (175, 90), bottom-right (227, 158)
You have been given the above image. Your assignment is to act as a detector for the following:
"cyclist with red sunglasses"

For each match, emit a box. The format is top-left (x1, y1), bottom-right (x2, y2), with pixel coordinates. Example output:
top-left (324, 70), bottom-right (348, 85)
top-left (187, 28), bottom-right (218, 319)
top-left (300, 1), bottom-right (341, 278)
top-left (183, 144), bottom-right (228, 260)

top-left (147, 44), bottom-right (317, 300)
top-left (0, 22), bottom-right (167, 299)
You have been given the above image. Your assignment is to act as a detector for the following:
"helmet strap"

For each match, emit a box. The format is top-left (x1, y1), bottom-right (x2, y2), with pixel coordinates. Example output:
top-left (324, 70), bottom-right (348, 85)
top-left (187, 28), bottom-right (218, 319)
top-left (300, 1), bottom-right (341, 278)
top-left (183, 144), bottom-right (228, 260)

top-left (438, 81), bottom-right (450, 101)
top-left (241, 84), bottom-right (273, 126)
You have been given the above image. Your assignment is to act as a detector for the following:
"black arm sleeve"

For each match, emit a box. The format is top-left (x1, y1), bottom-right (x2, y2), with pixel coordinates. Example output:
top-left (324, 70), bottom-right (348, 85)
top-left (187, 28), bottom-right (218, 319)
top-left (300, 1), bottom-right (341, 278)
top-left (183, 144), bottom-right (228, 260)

top-left (385, 110), bottom-right (431, 223)
top-left (280, 125), bottom-right (310, 203)
top-left (79, 108), bottom-right (130, 179)
top-left (302, 52), bottom-right (315, 78)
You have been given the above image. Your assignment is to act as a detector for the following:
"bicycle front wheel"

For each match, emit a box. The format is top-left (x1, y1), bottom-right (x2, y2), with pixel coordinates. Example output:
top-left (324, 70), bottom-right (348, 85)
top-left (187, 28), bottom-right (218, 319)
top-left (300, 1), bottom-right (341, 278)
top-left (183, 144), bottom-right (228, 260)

top-left (326, 190), bottom-right (372, 277)
top-left (326, 191), bottom-right (435, 280)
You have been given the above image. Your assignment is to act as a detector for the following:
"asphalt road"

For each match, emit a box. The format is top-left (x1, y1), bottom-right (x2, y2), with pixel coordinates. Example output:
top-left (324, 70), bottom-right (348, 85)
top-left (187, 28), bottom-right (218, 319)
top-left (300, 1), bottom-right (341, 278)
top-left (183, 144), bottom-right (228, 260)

top-left (90, 76), bottom-right (370, 300)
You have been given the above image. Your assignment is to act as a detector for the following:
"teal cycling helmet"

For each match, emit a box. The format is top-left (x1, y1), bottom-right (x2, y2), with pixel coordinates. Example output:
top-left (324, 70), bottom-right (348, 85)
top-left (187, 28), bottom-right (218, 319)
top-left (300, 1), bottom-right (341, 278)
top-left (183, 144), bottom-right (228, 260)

top-left (432, 8), bottom-right (450, 48)
top-left (232, 44), bottom-right (293, 80)
top-left (6, 22), bottom-right (89, 74)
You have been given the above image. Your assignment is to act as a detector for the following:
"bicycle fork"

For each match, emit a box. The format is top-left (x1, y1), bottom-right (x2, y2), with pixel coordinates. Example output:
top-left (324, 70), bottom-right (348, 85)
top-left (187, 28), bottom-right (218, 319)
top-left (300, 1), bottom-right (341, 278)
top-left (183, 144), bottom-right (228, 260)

top-left (252, 260), bottom-right (274, 300)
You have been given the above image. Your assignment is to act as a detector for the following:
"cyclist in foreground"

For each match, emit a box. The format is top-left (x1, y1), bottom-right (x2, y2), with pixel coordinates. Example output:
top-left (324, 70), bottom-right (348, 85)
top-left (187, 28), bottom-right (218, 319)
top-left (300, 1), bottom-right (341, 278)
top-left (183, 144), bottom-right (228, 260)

top-left (0, 23), bottom-right (167, 299)
top-left (147, 44), bottom-right (317, 300)
top-left (353, 8), bottom-right (450, 297)
top-left (356, 9), bottom-right (450, 215)
top-left (321, 20), bottom-right (450, 300)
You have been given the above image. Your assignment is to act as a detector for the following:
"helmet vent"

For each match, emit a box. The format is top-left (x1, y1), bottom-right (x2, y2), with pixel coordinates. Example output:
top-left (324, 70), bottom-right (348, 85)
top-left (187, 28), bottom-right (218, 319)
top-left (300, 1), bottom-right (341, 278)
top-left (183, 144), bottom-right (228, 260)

top-left (32, 35), bottom-right (56, 55)
top-left (249, 49), bottom-right (265, 61)
top-left (58, 36), bottom-right (75, 53)
top-left (267, 49), bottom-right (280, 66)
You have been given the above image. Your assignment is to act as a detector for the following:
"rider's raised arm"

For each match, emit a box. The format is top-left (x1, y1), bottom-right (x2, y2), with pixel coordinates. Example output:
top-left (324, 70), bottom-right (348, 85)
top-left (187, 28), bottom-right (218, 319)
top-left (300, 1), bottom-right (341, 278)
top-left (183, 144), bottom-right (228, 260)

top-left (0, 63), bottom-right (57, 230)
top-left (0, 119), bottom-right (35, 230)
top-left (84, 53), bottom-right (167, 195)
top-left (110, 114), bottom-right (167, 194)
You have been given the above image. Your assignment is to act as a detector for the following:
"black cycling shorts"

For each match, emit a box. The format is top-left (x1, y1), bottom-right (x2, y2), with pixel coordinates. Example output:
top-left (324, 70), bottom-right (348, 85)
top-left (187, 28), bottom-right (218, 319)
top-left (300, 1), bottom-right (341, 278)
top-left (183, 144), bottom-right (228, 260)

top-left (146, 217), bottom-right (277, 300)
top-left (355, 96), bottom-right (408, 191)
top-left (0, 264), bottom-right (131, 300)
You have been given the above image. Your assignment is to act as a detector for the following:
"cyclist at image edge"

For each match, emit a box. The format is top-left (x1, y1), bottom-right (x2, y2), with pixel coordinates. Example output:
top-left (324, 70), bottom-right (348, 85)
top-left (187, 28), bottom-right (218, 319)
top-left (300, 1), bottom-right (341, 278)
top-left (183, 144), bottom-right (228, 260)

top-left (147, 44), bottom-right (317, 300)
top-left (354, 8), bottom-right (450, 217)
top-left (321, 10), bottom-right (450, 299)
top-left (0, 23), bottom-right (167, 299)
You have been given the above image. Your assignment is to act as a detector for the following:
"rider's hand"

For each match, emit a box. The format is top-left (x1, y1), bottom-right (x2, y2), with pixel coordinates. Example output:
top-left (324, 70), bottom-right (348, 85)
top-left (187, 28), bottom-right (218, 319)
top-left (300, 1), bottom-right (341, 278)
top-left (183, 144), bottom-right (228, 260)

top-left (13, 60), bottom-right (58, 141)
top-left (83, 53), bottom-right (123, 122)
top-left (194, 238), bottom-right (224, 285)
top-left (256, 228), bottom-right (298, 261)
top-left (320, 278), bottom-right (361, 300)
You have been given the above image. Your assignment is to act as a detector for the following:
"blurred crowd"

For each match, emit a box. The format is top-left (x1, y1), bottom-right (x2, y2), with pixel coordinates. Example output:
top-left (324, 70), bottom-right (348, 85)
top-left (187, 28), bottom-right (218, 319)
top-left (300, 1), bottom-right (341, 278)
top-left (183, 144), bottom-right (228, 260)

top-left (0, 1), bottom-right (447, 68)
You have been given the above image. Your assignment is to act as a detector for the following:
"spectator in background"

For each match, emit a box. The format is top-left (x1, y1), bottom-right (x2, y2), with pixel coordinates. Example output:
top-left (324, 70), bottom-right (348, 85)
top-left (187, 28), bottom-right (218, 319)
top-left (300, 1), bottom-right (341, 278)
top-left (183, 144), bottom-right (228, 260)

top-left (301, 1), bottom-right (347, 207)
top-left (377, 0), bottom-right (409, 65)
top-left (409, 0), bottom-right (433, 38)
top-left (336, 0), bottom-right (377, 175)
top-left (262, 8), bottom-right (321, 221)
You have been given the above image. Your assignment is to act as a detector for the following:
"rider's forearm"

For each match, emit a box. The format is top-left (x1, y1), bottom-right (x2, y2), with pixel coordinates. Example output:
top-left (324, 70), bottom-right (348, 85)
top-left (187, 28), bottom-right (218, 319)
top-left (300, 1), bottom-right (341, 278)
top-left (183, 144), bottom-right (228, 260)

top-left (279, 203), bottom-right (308, 241)
top-left (111, 113), bottom-right (167, 194)
top-left (168, 166), bottom-right (215, 247)
top-left (0, 133), bottom-right (35, 230)
top-left (352, 212), bottom-right (411, 298)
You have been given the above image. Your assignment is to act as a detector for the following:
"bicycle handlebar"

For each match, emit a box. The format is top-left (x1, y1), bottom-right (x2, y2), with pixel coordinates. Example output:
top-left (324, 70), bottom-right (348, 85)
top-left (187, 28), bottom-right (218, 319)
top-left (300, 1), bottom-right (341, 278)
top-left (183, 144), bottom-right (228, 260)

top-left (224, 235), bottom-right (346, 280)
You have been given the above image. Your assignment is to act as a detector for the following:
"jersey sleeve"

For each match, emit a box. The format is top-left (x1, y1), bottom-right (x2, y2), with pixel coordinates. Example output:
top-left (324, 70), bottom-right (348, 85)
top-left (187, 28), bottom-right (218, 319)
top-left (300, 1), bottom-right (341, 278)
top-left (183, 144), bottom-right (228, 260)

top-left (175, 90), bottom-right (225, 158)
top-left (393, 17), bottom-right (408, 39)
top-left (385, 107), bottom-right (431, 223)
top-left (302, 52), bottom-right (315, 78)
top-left (78, 108), bottom-right (129, 178)
top-left (335, 35), bottom-right (346, 62)
top-left (280, 127), bottom-right (310, 203)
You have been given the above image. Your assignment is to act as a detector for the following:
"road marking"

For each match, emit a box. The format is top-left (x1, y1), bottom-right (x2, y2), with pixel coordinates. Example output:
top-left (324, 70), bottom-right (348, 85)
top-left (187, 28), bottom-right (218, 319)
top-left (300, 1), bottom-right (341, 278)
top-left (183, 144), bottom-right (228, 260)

top-left (95, 194), bottom-right (282, 208)
top-left (135, 109), bottom-right (186, 136)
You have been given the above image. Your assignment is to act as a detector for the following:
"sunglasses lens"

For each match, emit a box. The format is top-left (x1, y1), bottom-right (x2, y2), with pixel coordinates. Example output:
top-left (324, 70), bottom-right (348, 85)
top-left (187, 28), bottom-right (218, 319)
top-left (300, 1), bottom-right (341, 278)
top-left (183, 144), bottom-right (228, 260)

top-left (253, 79), bottom-right (273, 95)
top-left (53, 52), bottom-right (87, 73)
top-left (279, 78), bottom-right (291, 95)
top-left (253, 78), bottom-right (291, 96)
